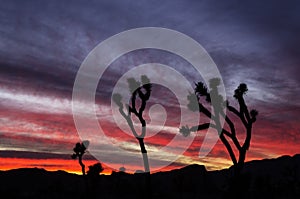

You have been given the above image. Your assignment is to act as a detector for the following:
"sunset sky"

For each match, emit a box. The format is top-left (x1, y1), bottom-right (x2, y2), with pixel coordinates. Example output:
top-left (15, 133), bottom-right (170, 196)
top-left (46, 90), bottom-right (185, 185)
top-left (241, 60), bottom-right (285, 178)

top-left (0, 0), bottom-right (300, 174)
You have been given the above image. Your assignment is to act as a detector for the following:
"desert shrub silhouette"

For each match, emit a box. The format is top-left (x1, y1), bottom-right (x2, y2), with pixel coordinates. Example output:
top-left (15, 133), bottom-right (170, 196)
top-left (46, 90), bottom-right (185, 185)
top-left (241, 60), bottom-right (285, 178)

top-left (87, 163), bottom-right (104, 176)
top-left (119, 166), bottom-right (126, 173)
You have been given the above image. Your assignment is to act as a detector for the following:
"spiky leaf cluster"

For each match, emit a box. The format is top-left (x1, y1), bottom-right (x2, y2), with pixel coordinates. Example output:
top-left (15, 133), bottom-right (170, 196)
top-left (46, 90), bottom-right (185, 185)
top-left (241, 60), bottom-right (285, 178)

top-left (179, 125), bottom-right (191, 137)
top-left (234, 83), bottom-right (248, 99)
top-left (187, 93), bottom-right (199, 112)
top-left (194, 82), bottom-right (211, 102)
top-left (71, 142), bottom-right (86, 159)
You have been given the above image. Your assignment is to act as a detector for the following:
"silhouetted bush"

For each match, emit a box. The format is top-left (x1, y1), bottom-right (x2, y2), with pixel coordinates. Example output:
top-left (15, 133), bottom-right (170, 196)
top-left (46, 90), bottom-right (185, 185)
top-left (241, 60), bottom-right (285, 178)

top-left (87, 163), bottom-right (104, 176)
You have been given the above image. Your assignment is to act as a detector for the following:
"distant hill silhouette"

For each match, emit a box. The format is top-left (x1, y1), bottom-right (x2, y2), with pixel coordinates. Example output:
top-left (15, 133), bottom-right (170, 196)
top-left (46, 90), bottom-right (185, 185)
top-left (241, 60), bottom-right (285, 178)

top-left (1, 155), bottom-right (299, 199)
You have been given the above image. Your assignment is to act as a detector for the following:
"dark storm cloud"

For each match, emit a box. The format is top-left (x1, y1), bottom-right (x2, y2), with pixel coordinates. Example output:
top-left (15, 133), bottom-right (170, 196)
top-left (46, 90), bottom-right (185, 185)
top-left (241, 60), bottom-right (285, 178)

top-left (0, 0), bottom-right (299, 103)
top-left (0, 0), bottom-right (298, 111)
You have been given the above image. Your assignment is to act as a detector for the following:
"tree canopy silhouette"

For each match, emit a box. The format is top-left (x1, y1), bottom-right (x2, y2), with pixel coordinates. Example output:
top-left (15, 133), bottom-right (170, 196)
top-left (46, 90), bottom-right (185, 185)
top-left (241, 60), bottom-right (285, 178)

top-left (71, 141), bottom-right (89, 175)
top-left (180, 78), bottom-right (258, 173)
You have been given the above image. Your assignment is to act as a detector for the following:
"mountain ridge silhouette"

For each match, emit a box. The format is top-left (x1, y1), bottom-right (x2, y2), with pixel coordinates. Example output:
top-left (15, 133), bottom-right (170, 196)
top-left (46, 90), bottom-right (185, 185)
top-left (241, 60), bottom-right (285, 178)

top-left (1, 154), bottom-right (299, 199)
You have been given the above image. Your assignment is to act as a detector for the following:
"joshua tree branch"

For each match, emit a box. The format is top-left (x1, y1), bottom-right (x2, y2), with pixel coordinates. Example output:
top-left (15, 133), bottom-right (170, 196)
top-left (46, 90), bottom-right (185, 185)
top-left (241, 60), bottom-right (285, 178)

top-left (238, 97), bottom-right (251, 123)
top-left (198, 102), bottom-right (214, 119)
top-left (242, 123), bottom-right (252, 151)
top-left (78, 155), bottom-right (85, 176)
top-left (127, 85), bottom-right (151, 138)
top-left (189, 123), bottom-right (211, 132)
top-left (227, 105), bottom-right (248, 127)
top-left (189, 122), bottom-right (241, 151)
top-left (227, 105), bottom-right (240, 117)
top-left (220, 111), bottom-right (242, 150)
top-left (130, 91), bottom-right (138, 115)
top-left (220, 134), bottom-right (238, 165)
top-left (118, 106), bottom-right (129, 119)
top-left (220, 111), bottom-right (235, 135)
top-left (223, 131), bottom-right (242, 151)
top-left (189, 123), bottom-right (230, 137)
top-left (124, 111), bottom-right (139, 138)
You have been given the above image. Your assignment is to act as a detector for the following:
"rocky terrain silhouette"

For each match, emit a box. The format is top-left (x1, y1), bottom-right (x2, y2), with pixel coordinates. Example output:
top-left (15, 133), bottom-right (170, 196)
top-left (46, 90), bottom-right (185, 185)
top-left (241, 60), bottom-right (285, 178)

top-left (1, 154), bottom-right (300, 199)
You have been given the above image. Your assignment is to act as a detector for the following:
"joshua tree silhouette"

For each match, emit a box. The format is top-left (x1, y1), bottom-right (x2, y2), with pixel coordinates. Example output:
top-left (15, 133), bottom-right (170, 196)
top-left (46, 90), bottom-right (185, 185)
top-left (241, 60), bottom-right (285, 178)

top-left (113, 75), bottom-right (152, 174)
top-left (71, 141), bottom-right (89, 175)
top-left (180, 78), bottom-right (258, 173)
top-left (113, 75), bottom-right (152, 197)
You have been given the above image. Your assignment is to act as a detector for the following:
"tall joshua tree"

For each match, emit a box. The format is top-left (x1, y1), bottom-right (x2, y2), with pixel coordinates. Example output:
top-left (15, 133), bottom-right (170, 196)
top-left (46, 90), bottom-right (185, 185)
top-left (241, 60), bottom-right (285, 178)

top-left (71, 141), bottom-right (89, 175)
top-left (180, 78), bottom-right (258, 173)
top-left (113, 75), bottom-right (152, 174)
top-left (113, 75), bottom-right (152, 197)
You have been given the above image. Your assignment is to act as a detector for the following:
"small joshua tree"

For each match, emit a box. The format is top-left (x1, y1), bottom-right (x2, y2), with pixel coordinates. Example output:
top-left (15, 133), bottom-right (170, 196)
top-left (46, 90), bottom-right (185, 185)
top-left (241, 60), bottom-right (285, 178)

top-left (180, 78), bottom-right (258, 174)
top-left (71, 141), bottom-right (89, 175)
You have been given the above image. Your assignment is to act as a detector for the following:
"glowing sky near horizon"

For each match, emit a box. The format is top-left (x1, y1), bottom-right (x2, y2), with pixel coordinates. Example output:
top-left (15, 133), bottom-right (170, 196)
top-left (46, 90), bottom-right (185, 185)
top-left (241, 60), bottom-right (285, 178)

top-left (0, 0), bottom-right (300, 174)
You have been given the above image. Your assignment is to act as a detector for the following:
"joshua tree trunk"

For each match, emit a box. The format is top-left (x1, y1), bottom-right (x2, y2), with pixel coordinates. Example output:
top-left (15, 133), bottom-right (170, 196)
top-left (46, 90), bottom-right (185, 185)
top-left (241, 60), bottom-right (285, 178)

top-left (79, 155), bottom-right (85, 176)
top-left (237, 149), bottom-right (246, 171)
top-left (137, 137), bottom-right (151, 199)
top-left (137, 137), bottom-right (150, 173)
